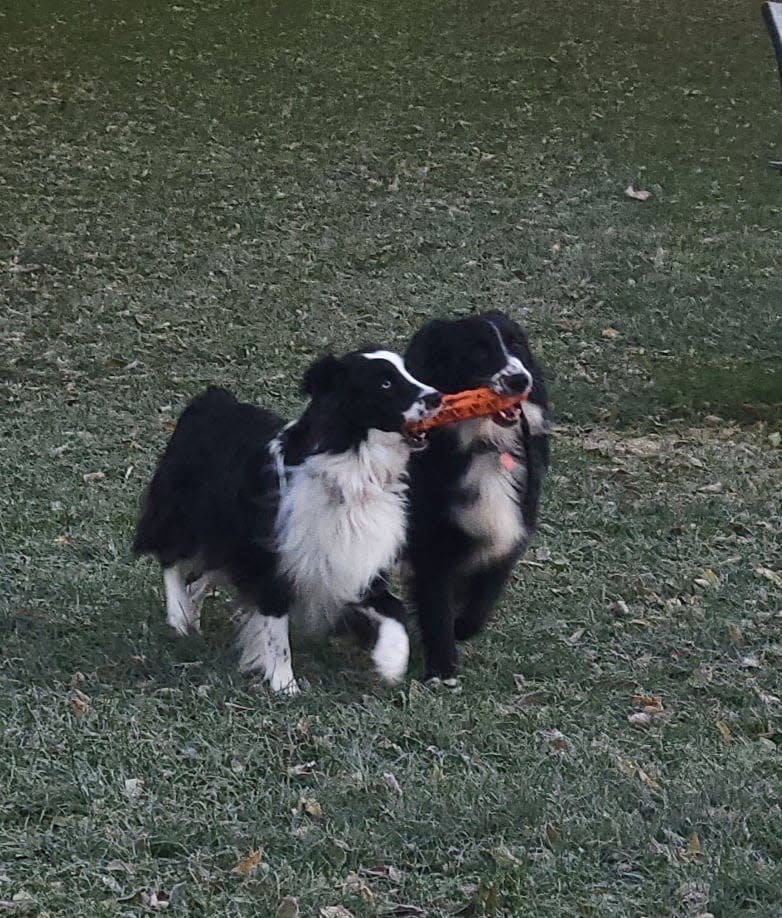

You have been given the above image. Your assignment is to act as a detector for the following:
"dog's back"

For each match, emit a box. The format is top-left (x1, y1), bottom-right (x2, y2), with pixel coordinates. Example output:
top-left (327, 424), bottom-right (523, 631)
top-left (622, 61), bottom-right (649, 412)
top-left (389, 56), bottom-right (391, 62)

top-left (133, 386), bottom-right (284, 569)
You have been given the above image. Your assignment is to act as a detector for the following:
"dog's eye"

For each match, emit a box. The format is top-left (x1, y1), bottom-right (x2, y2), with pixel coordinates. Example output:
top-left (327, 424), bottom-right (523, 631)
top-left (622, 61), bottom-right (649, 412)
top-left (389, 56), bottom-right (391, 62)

top-left (381, 378), bottom-right (393, 390)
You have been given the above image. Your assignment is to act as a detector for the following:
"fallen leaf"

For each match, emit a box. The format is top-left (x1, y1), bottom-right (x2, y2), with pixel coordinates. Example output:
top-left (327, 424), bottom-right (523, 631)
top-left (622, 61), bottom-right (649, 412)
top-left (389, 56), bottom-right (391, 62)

top-left (82, 471), bottom-right (105, 483)
top-left (276, 897), bottom-right (300, 918)
top-left (140, 891), bottom-right (170, 910)
top-left (387, 907), bottom-right (427, 918)
top-left (681, 832), bottom-right (702, 861)
top-left (755, 567), bottom-right (782, 589)
top-left (739, 655), bottom-right (760, 669)
top-left (715, 720), bottom-right (733, 743)
top-left (383, 772), bottom-right (403, 797)
top-left (361, 864), bottom-right (404, 884)
top-left (7, 262), bottom-right (43, 274)
top-left (759, 692), bottom-right (780, 705)
top-left (697, 482), bottom-right (723, 494)
top-left (696, 569), bottom-right (720, 588)
top-left (628, 712), bottom-right (653, 728)
top-left (489, 846), bottom-right (522, 867)
top-left (342, 872), bottom-right (373, 902)
top-left (287, 761), bottom-right (316, 777)
top-left (625, 184), bottom-right (652, 201)
top-left (123, 777), bottom-right (144, 799)
top-left (637, 768), bottom-right (661, 791)
top-left (601, 327), bottom-right (620, 339)
top-left (70, 690), bottom-right (90, 718)
top-left (300, 796), bottom-right (323, 819)
top-left (232, 850), bottom-right (263, 875)
top-left (611, 600), bottom-right (630, 616)
top-left (538, 727), bottom-right (569, 752)
top-left (54, 534), bottom-right (69, 546)
top-left (564, 627), bottom-right (585, 645)
top-left (617, 758), bottom-right (636, 778)
top-left (517, 690), bottom-right (551, 707)
top-left (320, 908), bottom-right (355, 918)
top-left (631, 694), bottom-right (664, 713)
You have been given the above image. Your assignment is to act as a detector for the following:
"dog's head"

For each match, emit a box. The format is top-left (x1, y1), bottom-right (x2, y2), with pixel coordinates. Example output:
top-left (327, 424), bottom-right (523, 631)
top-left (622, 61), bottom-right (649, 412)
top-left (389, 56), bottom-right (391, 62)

top-left (302, 348), bottom-right (442, 450)
top-left (405, 310), bottom-right (547, 438)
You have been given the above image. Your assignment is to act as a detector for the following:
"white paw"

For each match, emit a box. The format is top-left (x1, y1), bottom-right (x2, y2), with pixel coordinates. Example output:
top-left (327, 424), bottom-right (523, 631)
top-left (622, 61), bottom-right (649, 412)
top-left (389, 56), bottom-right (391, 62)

top-left (166, 605), bottom-right (191, 637)
top-left (372, 618), bottom-right (410, 684)
top-left (268, 671), bottom-right (300, 695)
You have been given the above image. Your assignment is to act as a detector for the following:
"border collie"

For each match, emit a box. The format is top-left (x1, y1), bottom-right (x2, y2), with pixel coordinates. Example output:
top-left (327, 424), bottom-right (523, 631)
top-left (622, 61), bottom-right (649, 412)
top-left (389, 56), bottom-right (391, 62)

top-left (401, 310), bottom-right (550, 683)
top-left (132, 349), bottom-right (441, 694)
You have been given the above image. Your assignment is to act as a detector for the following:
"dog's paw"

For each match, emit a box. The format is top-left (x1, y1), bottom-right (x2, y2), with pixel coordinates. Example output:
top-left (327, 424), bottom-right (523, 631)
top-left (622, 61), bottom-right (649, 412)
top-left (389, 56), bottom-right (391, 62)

top-left (269, 674), bottom-right (301, 696)
top-left (372, 618), bottom-right (410, 684)
top-left (422, 674), bottom-right (462, 692)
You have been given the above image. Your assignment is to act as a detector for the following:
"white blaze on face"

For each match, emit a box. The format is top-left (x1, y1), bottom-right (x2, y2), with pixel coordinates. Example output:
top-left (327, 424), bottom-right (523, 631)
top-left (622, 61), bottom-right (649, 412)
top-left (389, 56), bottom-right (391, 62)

top-left (361, 350), bottom-right (439, 422)
top-left (487, 322), bottom-right (533, 393)
top-left (361, 350), bottom-right (437, 393)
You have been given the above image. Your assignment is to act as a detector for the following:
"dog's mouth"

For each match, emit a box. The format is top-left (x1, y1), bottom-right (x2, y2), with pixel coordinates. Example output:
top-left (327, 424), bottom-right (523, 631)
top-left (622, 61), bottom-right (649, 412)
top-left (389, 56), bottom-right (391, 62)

top-left (402, 427), bottom-right (429, 450)
top-left (492, 404), bottom-right (523, 427)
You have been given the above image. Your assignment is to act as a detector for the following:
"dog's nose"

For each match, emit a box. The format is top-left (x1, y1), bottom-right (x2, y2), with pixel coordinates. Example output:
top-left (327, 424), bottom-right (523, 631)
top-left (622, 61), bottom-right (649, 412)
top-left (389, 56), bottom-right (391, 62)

top-left (423, 391), bottom-right (442, 409)
top-left (504, 373), bottom-right (531, 395)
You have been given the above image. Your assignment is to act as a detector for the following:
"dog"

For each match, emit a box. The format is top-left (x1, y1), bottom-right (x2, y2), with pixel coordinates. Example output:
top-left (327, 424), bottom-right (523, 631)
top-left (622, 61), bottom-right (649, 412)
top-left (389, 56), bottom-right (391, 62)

top-left (401, 310), bottom-right (550, 683)
top-left (132, 348), bottom-right (442, 694)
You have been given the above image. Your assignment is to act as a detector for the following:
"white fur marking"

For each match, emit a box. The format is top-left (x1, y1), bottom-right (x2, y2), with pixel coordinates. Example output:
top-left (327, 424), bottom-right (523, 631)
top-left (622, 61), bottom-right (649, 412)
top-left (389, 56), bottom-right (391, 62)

top-left (275, 429), bottom-right (411, 632)
top-left (362, 350), bottom-right (437, 393)
top-left (521, 401), bottom-right (548, 436)
top-left (163, 564), bottom-right (196, 635)
top-left (456, 415), bottom-right (520, 452)
top-left (269, 420), bottom-right (295, 499)
top-left (453, 451), bottom-right (527, 567)
top-left (237, 612), bottom-right (299, 694)
top-left (364, 606), bottom-right (409, 683)
top-left (486, 321), bottom-right (533, 392)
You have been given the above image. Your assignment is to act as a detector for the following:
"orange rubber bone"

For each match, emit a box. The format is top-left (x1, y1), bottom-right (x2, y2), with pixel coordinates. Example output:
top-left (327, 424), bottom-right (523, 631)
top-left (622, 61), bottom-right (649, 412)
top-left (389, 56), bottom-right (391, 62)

top-left (407, 386), bottom-right (527, 434)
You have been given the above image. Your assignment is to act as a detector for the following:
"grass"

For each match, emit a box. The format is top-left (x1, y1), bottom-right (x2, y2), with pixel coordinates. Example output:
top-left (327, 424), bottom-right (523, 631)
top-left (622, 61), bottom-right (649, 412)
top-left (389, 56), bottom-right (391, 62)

top-left (1, 0), bottom-right (781, 914)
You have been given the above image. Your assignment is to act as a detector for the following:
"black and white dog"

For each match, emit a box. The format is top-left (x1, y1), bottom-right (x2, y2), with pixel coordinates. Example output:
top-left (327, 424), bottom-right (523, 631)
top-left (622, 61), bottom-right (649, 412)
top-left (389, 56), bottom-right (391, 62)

top-left (402, 310), bottom-right (550, 682)
top-left (132, 349), bottom-right (441, 694)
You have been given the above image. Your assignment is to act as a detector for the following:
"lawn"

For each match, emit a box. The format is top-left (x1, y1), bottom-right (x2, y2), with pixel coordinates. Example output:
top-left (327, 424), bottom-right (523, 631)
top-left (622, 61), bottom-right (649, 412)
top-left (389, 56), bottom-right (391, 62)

top-left (2, 0), bottom-right (781, 915)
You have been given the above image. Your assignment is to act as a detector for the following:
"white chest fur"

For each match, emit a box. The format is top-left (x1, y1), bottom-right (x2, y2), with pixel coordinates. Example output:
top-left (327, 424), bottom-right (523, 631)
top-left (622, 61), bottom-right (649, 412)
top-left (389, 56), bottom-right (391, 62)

top-left (274, 430), bottom-right (409, 629)
top-left (452, 449), bottom-right (527, 567)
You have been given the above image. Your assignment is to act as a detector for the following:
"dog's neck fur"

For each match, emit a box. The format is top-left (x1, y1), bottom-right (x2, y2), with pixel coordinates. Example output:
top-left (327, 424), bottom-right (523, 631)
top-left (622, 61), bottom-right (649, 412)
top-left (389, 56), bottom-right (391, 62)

top-left (273, 428), bottom-right (411, 630)
top-left (280, 399), bottom-right (398, 464)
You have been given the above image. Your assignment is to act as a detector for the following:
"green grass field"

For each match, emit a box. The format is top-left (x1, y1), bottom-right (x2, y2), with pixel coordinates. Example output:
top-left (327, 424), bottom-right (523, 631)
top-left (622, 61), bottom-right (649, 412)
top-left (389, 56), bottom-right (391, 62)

top-left (2, 1), bottom-right (781, 915)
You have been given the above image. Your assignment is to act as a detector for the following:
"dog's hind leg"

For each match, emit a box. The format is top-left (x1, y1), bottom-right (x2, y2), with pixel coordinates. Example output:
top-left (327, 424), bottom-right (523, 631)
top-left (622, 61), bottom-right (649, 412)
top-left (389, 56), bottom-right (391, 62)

top-left (454, 560), bottom-right (514, 641)
top-left (162, 563), bottom-right (199, 636)
top-left (183, 570), bottom-right (217, 634)
top-left (237, 611), bottom-right (299, 695)
top-left (337, 587), bottom-right (410, 684)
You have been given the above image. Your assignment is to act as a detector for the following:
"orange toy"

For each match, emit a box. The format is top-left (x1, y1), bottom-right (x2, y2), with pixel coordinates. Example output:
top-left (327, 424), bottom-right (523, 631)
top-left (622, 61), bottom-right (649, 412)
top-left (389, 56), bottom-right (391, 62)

top-left (407, 386), bottom-right (527, 434)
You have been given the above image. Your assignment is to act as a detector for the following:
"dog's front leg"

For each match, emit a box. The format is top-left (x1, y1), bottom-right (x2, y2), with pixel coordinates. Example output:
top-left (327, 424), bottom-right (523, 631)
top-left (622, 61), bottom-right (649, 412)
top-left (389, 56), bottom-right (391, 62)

top-left (454, 559), bottom-right (514, 641)
top-left (237, 611), bottom-right (299, 695)
top-left (411, 573), bottom-right (459, 683)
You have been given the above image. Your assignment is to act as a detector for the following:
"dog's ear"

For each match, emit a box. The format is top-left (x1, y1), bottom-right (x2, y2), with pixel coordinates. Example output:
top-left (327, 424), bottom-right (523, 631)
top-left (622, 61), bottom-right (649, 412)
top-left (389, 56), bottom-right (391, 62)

top-left (404, 319), bottom-right (447, 380)
top-left (302, 354), bottom-right (345, 397)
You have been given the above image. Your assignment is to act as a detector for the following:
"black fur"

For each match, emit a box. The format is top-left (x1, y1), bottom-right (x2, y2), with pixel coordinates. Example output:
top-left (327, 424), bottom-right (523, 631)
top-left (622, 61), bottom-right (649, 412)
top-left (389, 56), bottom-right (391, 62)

top-left (133, 349), bottom-right (435, 638)
top-left (403, 310), bottom-right (550, 680)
